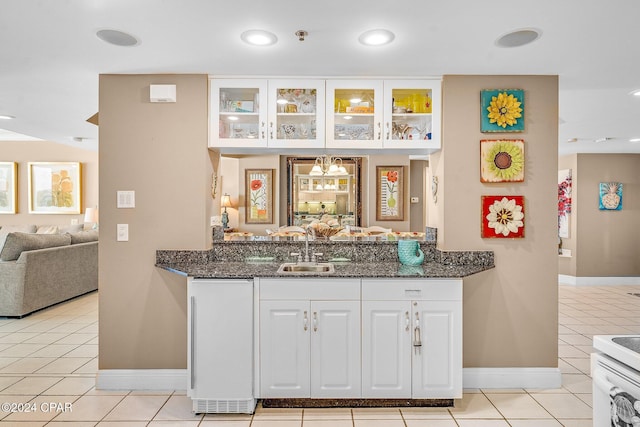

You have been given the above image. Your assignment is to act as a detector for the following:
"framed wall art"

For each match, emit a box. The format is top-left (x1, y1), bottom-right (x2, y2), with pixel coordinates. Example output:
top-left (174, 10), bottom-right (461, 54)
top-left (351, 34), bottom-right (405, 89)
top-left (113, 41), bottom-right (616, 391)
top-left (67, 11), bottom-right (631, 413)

top-left (480, 139), bottom-right (525, 182)
top-left (28, 162), bottom-right (82, 214)
top-left (558, 169), bottom-right (572, 238)
top-left (245, 169), bottom-right (274, 224)
top-left (481, 89), bottom-right (524, 133)
top-left (481, 195), bottom-right (525, 238)
top-left (0, 162), bottom-right (18, 214)
top-left (599, 182), bottom-right (623, 211)
top-left (376, 165), bottom-right (405, 221)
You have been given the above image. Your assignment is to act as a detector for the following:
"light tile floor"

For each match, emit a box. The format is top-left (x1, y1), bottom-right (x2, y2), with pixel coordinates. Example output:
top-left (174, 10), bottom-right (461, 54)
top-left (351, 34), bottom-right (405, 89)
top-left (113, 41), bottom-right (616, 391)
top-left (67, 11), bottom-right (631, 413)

top-left (0, 284), bottom-right (639, 426)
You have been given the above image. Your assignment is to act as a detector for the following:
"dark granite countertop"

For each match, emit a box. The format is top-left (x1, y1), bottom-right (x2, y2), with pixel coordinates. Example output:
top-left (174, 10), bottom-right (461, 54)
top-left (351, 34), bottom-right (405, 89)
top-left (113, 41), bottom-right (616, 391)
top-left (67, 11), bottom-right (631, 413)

top-left (155, 239), bottom-right (494, 279)
top-left (156, 260), bottom-right (492, 279)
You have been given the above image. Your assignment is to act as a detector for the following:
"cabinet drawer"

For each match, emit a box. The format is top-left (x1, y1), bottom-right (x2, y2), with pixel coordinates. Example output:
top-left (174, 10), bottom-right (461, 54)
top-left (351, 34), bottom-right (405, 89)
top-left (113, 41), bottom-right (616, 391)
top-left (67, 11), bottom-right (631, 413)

top-left (259, 278), bottom-right (360, 300)
top-left (362, 278), bottom-right (461, 301)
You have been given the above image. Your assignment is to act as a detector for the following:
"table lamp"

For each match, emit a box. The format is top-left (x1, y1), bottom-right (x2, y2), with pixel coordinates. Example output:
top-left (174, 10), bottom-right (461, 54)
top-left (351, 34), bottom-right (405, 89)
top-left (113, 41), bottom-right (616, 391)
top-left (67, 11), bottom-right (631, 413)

top-left (221, 194), bottom-right (232, 230)
top-left (84, 208), bottom-right (99, 229)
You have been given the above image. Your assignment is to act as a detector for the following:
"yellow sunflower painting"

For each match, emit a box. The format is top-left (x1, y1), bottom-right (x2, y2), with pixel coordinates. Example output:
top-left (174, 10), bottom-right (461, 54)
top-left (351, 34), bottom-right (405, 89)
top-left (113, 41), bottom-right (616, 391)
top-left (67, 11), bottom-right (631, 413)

top-left (481, 89), bottom-right (525, 132)
top-left (480, 139), bottom-right (525, 182)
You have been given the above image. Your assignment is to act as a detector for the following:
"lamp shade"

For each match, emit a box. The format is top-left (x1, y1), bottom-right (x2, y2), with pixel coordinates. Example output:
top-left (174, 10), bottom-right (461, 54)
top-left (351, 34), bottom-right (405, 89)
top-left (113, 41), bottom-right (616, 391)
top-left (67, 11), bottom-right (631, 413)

top-left (221, 194), bottom-right (232, 208)
top-left (84, 208), bottom-right (98, 223)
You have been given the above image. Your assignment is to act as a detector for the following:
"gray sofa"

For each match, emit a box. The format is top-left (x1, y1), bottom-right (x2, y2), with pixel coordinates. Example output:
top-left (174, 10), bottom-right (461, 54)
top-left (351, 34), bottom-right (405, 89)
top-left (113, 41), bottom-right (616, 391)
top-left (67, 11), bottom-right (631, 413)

top-left (0, 229), bottom-right (98, 317)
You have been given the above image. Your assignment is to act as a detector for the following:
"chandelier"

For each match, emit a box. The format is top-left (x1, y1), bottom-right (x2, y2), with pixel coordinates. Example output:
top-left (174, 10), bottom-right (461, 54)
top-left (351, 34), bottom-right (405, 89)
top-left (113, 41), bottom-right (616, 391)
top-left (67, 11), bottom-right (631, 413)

top-left (309, 155), bottom-right (348, 176)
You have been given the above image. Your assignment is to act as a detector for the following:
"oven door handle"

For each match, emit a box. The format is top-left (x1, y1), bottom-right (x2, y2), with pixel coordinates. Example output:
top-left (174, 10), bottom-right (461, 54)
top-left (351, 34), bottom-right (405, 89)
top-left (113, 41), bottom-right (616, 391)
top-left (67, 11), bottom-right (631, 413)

top-left (593, 365), bottom-right (617, 395)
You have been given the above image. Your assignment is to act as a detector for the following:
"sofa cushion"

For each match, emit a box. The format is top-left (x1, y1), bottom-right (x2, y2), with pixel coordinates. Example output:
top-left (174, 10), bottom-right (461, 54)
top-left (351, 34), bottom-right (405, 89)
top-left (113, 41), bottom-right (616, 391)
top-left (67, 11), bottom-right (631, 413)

top-left (0, 225), bottom-right (38, 253)
top-left (68, 230), bottom-right (99, 244)
top-left (0, 232), bottom-right (72, 261)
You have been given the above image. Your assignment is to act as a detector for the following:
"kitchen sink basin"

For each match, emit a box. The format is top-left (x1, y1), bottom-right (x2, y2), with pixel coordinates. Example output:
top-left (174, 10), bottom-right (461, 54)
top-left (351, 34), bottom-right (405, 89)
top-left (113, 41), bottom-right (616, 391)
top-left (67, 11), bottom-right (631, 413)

top-left (612, 336), bottom-right (640, 354)
top-left (277, 262), bottom-right (335, 274)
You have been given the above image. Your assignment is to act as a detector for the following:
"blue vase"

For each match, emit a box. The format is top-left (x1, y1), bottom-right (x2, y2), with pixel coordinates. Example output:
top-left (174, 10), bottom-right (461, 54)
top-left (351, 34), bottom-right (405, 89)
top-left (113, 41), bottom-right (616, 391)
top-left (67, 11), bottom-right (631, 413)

top-left (397, 240), bottom-right (424, 266)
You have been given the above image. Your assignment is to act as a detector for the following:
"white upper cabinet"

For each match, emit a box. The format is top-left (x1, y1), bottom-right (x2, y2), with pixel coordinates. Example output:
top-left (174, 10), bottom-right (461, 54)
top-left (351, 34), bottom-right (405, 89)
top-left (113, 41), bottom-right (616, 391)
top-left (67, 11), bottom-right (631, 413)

top-left (383, 80), bottom-right (441, 151)
top-left (325, 80), bottom-right (384, 149)
top-left (210, 78), bottom-right (441, 152)
top-left (267, 79), bottom-right (325, 149)
top-left (210, 79), bottom-right (267, 149)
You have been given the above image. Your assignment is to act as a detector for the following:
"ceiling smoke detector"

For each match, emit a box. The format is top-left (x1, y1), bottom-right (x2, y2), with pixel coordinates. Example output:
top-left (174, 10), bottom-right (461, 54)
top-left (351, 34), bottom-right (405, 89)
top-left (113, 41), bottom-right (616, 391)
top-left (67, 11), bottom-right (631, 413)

top-left (495, 28), bottom-right (541, 48)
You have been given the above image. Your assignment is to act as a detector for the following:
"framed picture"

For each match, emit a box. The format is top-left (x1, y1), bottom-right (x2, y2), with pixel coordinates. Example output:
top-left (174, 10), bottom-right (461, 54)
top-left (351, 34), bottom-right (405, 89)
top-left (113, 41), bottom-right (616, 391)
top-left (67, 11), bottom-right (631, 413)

top-left (245, 169), bottom-right (274, 224)
top-left (0, 162), bottom-right (18, 214)
top-left (376, 165), bottom-right (405, 221)
top-left (599, 182), bottom-right (623, 210)
top-left (481, 89), bottom-right (525, 133)
top-left (558, 169), bottom-right (572, 238)
top-left (480, 139), bottom-right (525, 182)
top-left (28, 162), bottom-right (82, 214)
top-left (481, 195), bottom-right (525, 238)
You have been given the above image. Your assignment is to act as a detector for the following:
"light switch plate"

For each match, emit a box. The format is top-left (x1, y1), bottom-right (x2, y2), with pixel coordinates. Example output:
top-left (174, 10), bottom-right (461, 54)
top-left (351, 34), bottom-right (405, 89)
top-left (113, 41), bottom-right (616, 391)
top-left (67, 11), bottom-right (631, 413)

top-left (210, 216), bottom-right (221, 226)
top-left (71, 219), bottom-right (79, 225)
top-left (117, 224), bottom-right (129, 241)
top-left (117, 191), bottom-right (135, 208)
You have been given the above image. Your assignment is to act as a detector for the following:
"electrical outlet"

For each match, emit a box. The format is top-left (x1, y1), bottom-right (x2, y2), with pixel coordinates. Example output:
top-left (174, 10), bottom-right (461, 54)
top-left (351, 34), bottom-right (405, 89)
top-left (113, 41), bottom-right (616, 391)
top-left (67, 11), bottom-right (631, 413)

top-left (70, 219), bottom-right (79, 225)
top-left (411, 196), bottom-right (419, 203)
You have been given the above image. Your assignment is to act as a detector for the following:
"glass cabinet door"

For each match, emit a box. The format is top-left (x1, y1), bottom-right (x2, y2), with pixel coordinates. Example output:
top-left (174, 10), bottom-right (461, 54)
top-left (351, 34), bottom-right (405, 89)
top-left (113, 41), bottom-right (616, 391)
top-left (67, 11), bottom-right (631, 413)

top-left (267, 80), bottom-right (325, 149)
top-left (325, 80), bottom-right (383, 149)
top-left (210, 79), bottom-right (268, 148)
top-left (383, 80), bottom-right (441, 150)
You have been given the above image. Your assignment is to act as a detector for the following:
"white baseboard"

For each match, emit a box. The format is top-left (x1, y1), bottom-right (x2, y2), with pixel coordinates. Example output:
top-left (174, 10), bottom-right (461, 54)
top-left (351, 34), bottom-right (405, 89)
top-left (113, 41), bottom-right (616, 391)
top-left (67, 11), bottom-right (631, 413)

top-left (96, 369), bottom-right (187, 391)
top-left (559, 275), bottom-right (640, 286)
top-left (463, 367), bottom-right (562, 389)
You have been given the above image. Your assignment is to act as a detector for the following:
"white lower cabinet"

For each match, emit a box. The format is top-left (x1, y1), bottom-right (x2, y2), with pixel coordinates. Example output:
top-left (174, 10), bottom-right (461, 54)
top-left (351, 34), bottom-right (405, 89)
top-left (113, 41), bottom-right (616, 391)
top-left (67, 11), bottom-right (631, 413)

top-left (258, 278), bottom-right (361, 398)
top-left (362, 279), bottom-right (462, 399)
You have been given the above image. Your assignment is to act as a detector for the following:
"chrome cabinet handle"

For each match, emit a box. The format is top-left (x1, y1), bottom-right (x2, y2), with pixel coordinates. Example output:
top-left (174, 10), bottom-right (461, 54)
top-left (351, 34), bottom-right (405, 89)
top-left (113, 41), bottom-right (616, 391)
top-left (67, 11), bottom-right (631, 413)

top-left (386, 122), bottom-right (390, 140)
top-left (413, 311), bottom-right (422, 355)
top-left (270, 122), bottom-right (274, 139)
top-left (303, 310), bottom-right (308, 331)
top-left (313, 311), bottom-right (318, 332)
top-left (377, 122), bottom-right (381, 139)
top-left (405, 311), bottom-right (410, 331)
top-left (190, 296), bottom-right (196, 388)
top-left (262, 121), bottom-right (265, 139)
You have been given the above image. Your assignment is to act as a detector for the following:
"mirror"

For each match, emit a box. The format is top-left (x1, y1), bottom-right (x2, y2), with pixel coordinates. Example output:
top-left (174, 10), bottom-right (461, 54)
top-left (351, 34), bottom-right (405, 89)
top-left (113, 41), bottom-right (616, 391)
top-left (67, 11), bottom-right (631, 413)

top-left (286, 156), bottom-right (362, 227)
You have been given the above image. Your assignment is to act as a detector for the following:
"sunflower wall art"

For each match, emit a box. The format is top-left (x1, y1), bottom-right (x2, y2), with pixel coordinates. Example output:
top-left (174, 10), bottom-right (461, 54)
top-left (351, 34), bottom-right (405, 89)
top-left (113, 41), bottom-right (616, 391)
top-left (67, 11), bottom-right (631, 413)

top-left (481, 195), bottom-right (525, 238)
top-left (481, 89), bottom-right (525, 133)
top-left (480, 139), bottom-right (525, 182)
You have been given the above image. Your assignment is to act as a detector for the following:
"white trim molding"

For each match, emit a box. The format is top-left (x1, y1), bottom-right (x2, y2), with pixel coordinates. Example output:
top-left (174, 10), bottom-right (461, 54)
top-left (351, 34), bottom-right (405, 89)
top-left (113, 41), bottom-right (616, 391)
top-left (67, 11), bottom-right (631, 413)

top-left (559, 275), bottom-right (640, 286)
top-left (96, 369), bottom-right (187, 391)
top-left (463, 367), bottom-right (562, 389)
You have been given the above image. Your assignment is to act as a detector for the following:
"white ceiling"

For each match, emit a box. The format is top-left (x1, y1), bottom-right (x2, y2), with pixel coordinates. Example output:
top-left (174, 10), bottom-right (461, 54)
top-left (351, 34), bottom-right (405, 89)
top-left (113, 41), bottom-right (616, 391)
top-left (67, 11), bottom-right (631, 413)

top-left (1, 0), bottom-right (639, 155)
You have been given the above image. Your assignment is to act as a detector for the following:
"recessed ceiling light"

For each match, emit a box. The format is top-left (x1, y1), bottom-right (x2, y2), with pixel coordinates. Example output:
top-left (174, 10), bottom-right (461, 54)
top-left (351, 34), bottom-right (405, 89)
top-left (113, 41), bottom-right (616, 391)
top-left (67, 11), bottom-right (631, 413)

top-left (567, 138), bottom-right (578, 143)
top-left (0, 115), bottom-right (15, 120)
top-left (630, 138), bottom-right (640, 142)
top-left (96, 29), bottom-right (140, 47)
top-left (629, 89), bottom-right (640, 97)
top-left (358, 29), bottom-right (395, 46)
top-left (240, 30), bottom-right (278, 46)
top-left (495, 28), bottom-right (541, 48)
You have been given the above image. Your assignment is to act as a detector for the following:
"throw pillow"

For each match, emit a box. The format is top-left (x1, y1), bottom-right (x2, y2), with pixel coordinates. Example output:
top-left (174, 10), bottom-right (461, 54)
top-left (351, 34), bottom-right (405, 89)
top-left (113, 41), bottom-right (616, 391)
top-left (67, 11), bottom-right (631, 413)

top-left (59, 223), bottom-right (84, 234)
top-left (68, 230), bottom-right (99, 244)
top-left (0, 232), bottom-right (72, 261)
top-left (36, 225), bottom-right (60, 234)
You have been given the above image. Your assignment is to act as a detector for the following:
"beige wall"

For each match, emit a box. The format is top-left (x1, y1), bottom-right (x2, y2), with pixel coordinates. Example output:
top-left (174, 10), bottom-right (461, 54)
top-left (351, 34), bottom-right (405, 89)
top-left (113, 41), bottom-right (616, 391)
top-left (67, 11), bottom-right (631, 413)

top-left (437, 75), bottom-right (559, 367)
top-left (0, 140), bottom-right (98, 226)
top-left (98, 74), bottom-right (211, 369)
top-left (560, 153), bottom-right (640, 277)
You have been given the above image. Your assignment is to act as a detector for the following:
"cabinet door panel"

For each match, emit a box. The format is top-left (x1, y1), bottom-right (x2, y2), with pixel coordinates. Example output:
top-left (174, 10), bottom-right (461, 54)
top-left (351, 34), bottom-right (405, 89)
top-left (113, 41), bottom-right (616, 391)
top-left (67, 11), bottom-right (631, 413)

top-left (311, 301), bottom-right (361, 397)
top-left (362, 301), bottom-right (411, 398)
top-left (260, 300), bottom-right (310, 397)
top-left (412, 300), bottom-right (462, 398)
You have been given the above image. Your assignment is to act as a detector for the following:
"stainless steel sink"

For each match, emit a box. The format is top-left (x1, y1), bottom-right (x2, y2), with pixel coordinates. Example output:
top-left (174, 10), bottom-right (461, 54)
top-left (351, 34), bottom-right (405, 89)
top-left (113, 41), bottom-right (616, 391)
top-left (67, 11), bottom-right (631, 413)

top-left (277, 262), bottom-right (335, 274)
top-left (612, 336), bottom-right (640, 354)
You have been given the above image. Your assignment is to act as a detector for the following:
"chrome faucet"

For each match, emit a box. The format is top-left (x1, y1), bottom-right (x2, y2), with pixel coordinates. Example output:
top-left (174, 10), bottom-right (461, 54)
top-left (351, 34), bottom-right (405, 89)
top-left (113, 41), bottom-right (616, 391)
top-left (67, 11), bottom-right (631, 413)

top-left (304, 226), bottom-right (315, 263)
